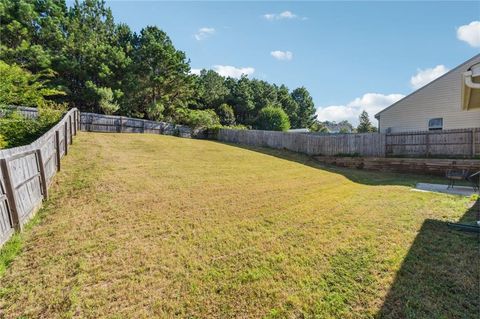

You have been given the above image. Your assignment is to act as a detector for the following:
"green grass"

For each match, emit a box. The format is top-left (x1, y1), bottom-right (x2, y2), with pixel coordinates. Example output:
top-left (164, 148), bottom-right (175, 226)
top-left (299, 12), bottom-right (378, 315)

top-left (0, 132), bottom-right (478, 318)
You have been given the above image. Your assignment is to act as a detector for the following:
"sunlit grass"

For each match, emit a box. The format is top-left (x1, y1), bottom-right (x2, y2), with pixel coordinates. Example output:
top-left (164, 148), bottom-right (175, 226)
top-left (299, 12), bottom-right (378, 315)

top-left (0, 132), bottom-right (477, 318)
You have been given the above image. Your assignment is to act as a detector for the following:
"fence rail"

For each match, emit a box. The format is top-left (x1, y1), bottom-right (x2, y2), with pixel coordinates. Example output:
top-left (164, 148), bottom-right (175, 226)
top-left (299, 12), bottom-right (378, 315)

top-left (216, 127), bottom-right (480, 159)
top-left (0, 108), bottom-right (79, 247)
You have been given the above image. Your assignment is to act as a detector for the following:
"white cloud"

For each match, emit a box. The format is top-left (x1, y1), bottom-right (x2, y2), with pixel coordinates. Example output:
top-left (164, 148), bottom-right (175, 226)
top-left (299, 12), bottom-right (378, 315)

top-left (263, 11), bottom-right (303, 21)
top-left (212, 65), bottom-right (255, 78)
top-left (457, 21), bottom-right (480, 47)
top-left (190, 68), bottom-right (201, 75)
top-left (410, 65), bottom-right (449, 90)
top-left (316, 93), bottom-right (405, 125)
top-left (279, 11), bottom-right (296, 19)
top-left (263, 13), bottom-right (276, 21)
top-left (270, 50), bottom-right (293, 61)
top-left (194, 27), bottom-right (215, 41)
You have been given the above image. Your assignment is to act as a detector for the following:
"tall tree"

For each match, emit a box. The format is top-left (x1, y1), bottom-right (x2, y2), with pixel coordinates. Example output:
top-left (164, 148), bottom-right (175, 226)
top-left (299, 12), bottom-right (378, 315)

top-left (276, 84), bottom-right (298, 127)
top-left (57, 0), bottom-right (128, 111)
top-left (0, 0), bottom-right (67, 73)
top-left (291, 87), bottom-right (317, 128)
top-left (249, 79), bottom-right (277, 116)
top-left (228, 76), bottom-right (254, 124)
top-left (195, 69), bottom-right (229, 110)
top-left (357, 110), bottom-right (377, 133)
top-left (134, 26), bottom-right (194, 121)
top-left (0, 0), bottom-right (319, 129)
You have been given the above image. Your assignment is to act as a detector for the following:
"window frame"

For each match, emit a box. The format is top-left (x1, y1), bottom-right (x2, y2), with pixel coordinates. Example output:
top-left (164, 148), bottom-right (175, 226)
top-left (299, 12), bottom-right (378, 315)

top-left (428, 118), bottom-right (443, 131)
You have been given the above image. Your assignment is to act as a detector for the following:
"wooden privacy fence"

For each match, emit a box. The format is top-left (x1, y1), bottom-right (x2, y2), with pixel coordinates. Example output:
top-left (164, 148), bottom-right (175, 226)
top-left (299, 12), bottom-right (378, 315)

top-left (0, 106), bottom-right (39, 119)
top-left (80, 112), bottom-right (193, 138)
top-left (0, 108), bottom-right (80, 247)
top-left (217, 128), bottom-right (480, 159)
top-left (216, 129), bottom-right (387, 157)
top-left (386, 128), bottom-right (480, 158)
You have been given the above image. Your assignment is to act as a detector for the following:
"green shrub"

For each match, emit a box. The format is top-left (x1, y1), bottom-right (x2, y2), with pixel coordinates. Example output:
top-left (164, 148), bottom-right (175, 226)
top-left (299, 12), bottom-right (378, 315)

top-left (217, 103), bottom-right (235, 126)
top-left (180, 109), bottom-right (220, 129)
top-left (146, 102), bottom-right (165, 121)
top-left (255, 105), bottom-right (290, 131)
top-left (0, 134), bottom-right (7, 149)
top-left (0, 60), bottom-right (64, 107)
top-left (204, 124), bottom-right (223, 139)
top-left (86, 81), bottom-right (120, 115)
top-left (0, 103), bottom-right (66, 148)
top-left (228, 124), bottom-right (248, 130)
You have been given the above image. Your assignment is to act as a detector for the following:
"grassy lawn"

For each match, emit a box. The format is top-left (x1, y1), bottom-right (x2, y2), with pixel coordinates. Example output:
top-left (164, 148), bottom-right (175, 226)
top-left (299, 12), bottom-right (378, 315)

top-left (0, 132), bottom-right (478, 318)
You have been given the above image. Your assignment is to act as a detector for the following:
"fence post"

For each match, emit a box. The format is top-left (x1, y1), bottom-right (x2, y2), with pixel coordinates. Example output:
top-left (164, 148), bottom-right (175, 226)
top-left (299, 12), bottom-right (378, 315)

top-left (0, 159), bottom-right (20, 231)
top-left (64, 122), bottom-right (68, 155)
top-left (425, 132), bottom-right (430, 158)
top-left (471, 129), bottom-right (476, 158)
top-left (117, 117), bottom-right (122, 133)
top-left (73, 111), bottom-right (77, 136)
top-left (384, 134), bottom-right (389, 158)
top-left (55, 130), bottom-right (61, 171)
top-left (35, 149), bottom-right (48, 200)
top-left (142, 120), bottom-right (145, 133)
top-left (69, 115), bottom-right (73, 144)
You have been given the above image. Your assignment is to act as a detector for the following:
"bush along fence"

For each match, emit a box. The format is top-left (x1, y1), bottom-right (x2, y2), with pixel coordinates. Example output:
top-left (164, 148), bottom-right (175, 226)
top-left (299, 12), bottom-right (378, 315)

top-left (0, 108), bottom-right (80, 247)
top-left (215, 127), bottom-right (480, 159)
top-left (80, 112), bottom-right (194, 138)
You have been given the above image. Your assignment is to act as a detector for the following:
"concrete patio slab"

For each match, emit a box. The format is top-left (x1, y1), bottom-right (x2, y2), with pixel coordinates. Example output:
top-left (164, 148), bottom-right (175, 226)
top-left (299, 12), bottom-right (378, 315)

top-left (414, 183), bottom-right (477, 196)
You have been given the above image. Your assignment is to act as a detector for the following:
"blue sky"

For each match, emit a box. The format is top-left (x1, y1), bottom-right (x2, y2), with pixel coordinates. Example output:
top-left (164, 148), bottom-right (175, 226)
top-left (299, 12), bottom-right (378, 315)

top-left (104, 1), bottom-right (479, 125)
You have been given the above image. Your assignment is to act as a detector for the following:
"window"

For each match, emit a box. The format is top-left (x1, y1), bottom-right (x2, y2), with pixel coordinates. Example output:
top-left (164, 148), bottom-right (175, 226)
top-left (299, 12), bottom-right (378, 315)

top-left (428, 118), bottom-right (443, 131)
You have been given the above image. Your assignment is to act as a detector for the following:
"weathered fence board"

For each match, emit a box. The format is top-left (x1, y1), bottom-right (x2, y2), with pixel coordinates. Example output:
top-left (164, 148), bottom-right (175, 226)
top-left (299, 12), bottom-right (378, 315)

top-left (0, 173), bottom-right (13, 247)
top-left (0, 108), bottom-right (79, 245)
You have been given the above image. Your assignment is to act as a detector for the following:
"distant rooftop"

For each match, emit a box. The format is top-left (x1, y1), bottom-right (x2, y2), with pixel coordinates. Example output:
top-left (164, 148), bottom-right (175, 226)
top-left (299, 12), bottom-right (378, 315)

top-left (288, 128), bottom-right (310, 133)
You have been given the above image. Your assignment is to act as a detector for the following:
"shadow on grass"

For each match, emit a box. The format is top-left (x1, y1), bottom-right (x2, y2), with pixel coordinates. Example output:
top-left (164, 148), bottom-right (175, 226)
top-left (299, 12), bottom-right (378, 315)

top-left (213, 141), bottom-right (479, 317)
top-left (377, 200), bottom-right (479, 319)
top-left (213, 141), bottom-right (457, 187)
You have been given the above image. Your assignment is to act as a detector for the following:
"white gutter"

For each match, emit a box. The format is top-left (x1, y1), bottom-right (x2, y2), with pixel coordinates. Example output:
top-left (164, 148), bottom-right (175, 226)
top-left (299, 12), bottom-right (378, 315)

top-left (464, 70), bottom-right (480, 89)
top-left (462, 63), bottom-right (480, 110)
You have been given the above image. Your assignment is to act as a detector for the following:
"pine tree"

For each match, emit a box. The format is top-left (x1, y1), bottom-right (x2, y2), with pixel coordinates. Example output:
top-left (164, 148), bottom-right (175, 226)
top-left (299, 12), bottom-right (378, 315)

top-left (357, 110), bottom-right (377, 133)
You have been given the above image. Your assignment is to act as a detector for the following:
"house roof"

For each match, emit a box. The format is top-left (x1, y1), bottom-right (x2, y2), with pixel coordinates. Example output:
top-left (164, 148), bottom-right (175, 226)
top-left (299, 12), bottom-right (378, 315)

top-left (375, 53), bottom-right (480, 120)
top-left (288, 128), bottom-right (310, 133)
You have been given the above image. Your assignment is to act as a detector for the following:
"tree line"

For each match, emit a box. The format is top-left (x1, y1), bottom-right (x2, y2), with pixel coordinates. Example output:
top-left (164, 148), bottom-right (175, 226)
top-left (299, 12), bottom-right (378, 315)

top-left (0, 0), bottom-right (321, 131)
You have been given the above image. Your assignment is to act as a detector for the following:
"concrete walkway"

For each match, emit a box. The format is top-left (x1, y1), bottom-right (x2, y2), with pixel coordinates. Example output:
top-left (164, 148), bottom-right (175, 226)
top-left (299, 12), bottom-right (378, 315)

top-left (414, 183), bottom-right (477, 196)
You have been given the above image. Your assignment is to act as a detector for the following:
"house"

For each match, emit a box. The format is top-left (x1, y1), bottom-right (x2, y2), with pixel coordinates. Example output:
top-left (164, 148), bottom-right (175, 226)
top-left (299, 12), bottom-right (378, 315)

top-left (322, 121), bottom-right (353, 133)
top-left (288, 128), bottom-right (310, 133)
top-left (375, 54), bottom-right (480, 133)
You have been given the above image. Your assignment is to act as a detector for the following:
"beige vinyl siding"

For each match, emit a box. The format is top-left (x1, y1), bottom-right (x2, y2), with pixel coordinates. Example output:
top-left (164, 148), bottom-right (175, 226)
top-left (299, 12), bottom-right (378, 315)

top-left (378, 55), bottom-right (480, 133)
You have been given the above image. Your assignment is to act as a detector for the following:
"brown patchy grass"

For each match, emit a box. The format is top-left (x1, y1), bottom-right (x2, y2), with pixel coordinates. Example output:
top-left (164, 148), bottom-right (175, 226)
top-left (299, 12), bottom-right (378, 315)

top-left (0, 132), bottom-right (478, 318)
